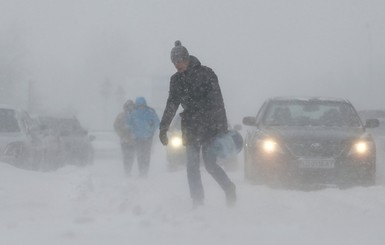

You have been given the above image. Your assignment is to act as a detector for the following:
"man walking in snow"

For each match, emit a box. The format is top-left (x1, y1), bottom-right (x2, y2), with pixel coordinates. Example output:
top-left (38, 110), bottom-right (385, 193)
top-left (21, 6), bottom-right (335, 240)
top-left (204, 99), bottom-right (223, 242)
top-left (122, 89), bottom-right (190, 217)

top-left (159, 41), bottom-right (236, 207)
top-left (114, 99), bottom-right (135, 176)
top-left (127, 97), bottom-right (159, 177)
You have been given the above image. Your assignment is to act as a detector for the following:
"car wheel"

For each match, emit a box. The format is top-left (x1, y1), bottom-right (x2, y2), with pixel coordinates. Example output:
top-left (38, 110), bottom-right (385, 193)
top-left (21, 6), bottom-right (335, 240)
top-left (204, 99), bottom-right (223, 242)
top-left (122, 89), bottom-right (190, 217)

top-left (6, 143), bottom-right (38, 170)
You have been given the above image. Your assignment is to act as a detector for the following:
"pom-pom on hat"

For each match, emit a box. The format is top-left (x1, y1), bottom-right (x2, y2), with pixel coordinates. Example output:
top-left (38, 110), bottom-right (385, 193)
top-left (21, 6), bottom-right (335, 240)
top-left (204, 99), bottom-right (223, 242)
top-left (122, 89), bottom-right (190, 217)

top-left (170, 40), bottom-right (189, 63)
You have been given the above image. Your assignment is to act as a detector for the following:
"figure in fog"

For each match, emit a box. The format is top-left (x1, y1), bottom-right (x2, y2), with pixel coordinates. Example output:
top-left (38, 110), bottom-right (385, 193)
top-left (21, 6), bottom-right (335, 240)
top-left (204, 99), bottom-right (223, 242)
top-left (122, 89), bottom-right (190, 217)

top-left (159, 41), bottom-right (236, 207)
top-left (126, 97), bottom-right (159, 177)
top-left (114, 99), bottom-right (135, 175)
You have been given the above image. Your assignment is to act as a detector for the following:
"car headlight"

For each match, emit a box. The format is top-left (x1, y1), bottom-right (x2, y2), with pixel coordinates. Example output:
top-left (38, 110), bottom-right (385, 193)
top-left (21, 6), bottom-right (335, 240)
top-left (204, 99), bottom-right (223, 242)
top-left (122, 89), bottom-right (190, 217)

top-left (350, 141), bottom-right (372, 155)
top-left (170, 136), bottom-right (183, 148)
top-left (354, 142), bottom-right (367, 154)
top-left (258, 138), bottom-right (282, 154)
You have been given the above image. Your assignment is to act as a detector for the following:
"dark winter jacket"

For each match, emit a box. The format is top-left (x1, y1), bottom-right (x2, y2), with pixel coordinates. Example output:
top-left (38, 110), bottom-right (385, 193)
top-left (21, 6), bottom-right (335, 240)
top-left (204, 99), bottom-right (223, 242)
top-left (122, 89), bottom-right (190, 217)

top-left (127, 97), bottom-right (160, 140)
top-left (114, 111), bottom-right (135, 144)
top-left (160, 55), bottom-right (228, 145)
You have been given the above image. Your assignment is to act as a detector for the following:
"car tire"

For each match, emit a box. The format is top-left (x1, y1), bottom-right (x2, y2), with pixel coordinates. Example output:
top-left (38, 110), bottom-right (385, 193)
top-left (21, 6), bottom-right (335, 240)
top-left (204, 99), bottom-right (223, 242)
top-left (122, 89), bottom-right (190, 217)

top-left (5, 143), bottom-right (31, 169)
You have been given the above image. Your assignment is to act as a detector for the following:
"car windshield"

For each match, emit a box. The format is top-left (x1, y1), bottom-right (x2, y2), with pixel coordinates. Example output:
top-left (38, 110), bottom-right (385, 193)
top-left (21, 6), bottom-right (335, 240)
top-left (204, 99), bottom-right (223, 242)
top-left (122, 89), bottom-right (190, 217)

top-left (263, 100), bottom-right (362, 127)
top-left (39, 117), bottom-right (84, 134)
top-left (0, 109), bottom-right (20, 132)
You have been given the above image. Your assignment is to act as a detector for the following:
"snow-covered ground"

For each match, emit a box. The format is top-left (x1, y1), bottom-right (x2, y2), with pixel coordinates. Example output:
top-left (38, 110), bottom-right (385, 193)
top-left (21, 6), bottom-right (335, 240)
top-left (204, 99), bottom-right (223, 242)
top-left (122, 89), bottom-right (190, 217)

top-left (1, 132), bottom-right (385, 245)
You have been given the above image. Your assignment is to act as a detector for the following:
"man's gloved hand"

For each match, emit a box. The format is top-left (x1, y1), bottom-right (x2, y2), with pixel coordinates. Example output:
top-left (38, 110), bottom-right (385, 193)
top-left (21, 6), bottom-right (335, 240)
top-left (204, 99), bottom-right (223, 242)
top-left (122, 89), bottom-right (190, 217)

top-left (159, 130), bottom-right (168, 146)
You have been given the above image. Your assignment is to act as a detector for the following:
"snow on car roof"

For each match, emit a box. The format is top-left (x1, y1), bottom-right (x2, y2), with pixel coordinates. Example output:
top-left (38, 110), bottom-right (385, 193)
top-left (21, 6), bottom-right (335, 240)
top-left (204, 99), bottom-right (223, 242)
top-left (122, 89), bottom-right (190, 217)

top-left (269, 96), bottom-right (350, 103)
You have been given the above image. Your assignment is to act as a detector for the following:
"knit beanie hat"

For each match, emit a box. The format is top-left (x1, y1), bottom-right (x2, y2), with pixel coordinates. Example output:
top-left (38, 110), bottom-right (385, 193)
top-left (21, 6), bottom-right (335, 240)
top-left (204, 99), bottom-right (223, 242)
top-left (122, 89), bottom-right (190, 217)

top-left (123, 99), bottom-right (134, 111)
top-left (170, 40), bottom-right (189, 63)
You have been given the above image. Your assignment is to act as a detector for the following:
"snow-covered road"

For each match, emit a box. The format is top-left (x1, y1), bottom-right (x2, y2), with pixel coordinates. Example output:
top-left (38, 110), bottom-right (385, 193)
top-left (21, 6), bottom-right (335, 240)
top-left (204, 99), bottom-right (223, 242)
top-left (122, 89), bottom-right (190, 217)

top-left (1, 132), bottom-right (385, 245)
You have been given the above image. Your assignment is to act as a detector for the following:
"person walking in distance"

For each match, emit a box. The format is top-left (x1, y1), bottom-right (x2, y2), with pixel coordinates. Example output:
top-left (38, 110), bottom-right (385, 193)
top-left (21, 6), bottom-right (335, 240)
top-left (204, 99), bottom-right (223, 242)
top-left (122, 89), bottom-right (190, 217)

top-left (127, 97), bottom-right (159, 177)
top-left (114, 99), bottom-right (135, 176)
top-left (159, 41), bottom-right (236, 207)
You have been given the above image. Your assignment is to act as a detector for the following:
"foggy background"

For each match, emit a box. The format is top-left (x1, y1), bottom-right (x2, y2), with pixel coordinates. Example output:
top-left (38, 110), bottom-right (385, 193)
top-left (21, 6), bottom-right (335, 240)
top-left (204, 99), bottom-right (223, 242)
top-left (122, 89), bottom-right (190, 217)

top-left (1, 0), bottom-right (384, 130)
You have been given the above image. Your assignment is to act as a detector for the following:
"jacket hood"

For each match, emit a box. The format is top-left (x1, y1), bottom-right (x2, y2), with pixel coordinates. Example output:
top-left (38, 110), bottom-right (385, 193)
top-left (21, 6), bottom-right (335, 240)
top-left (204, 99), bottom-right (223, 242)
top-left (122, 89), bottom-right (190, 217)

top-left (135, 97), bottom-right (147, 106)
top-left (188, 55), bottom-right (201, 69)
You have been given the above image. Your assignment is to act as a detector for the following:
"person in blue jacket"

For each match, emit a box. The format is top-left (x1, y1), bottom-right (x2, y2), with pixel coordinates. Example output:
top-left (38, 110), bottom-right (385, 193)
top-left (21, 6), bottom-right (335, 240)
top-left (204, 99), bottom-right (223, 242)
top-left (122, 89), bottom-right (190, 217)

top-left (126, 97), bottom-right (160, 176)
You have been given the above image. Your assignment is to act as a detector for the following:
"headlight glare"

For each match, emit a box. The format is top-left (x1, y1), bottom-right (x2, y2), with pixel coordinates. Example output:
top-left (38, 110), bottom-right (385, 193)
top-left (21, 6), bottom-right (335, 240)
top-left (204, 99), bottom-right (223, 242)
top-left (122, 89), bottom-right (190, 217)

top-left (353, 141), bottom-right (368, 154)
top-left (261, 139), bottom-right (279, 154)
top-left (170, 136), bottom-right (183, 148)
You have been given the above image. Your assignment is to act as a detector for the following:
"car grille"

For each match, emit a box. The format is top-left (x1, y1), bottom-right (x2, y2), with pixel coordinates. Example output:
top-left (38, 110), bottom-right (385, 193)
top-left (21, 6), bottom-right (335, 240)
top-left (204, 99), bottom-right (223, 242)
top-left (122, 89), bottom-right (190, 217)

top-left (286, 141), bottom-right (347, 158)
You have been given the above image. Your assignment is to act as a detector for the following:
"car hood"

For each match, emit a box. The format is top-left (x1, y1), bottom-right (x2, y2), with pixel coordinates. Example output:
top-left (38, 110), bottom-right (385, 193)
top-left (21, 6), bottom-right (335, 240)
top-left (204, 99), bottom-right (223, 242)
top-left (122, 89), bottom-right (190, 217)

top-left (261, 126), bottom-right (370, 143)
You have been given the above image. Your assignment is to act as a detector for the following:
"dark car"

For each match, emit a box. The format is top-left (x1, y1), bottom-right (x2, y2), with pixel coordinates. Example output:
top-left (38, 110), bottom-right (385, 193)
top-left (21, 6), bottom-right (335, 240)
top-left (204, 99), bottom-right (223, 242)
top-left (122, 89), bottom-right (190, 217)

top-left (36, 115), bottom-right (94, 166)
top-left (242, 97), bottom-right (379, 188)
top-left (0, 105), bottom-right (44, 170)
top-left (166, 114), bottom-right (241, 171)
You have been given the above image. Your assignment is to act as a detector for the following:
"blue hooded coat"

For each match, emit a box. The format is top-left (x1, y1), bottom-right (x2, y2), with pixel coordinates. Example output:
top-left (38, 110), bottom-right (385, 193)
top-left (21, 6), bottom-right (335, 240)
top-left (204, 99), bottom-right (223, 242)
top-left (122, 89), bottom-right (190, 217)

top-left (127, 97), bottom-right (160, 140)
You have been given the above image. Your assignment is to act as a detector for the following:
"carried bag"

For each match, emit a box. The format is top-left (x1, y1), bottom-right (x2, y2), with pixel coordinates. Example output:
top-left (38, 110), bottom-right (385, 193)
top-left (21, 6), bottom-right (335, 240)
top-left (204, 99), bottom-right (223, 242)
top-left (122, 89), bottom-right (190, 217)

top-left (210, 130), bottom-right (243, 158)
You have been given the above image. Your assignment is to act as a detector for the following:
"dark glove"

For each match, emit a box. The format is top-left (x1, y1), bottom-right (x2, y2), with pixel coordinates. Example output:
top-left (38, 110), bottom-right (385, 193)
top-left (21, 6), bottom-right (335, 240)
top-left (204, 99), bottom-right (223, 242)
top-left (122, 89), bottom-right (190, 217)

top-left (159, 130), bottom-right (168, 146)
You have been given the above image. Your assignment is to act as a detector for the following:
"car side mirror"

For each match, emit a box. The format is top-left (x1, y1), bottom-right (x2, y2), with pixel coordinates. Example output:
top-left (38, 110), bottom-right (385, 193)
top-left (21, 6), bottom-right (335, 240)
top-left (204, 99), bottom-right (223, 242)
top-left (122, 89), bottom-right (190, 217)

top-left (242, 116), bottom-right (257, 126)
top-left (365, 119), bottom-right (380, 128)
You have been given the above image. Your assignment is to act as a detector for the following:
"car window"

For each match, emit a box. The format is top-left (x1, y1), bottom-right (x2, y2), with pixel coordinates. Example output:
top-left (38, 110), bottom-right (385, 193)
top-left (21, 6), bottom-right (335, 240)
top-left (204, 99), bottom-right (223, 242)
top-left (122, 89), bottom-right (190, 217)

top-left (263, 100), bottom-right (362, 127)
top-left (255, 101), bottom-right (268, 124)
top-left (39, 117), bottom-right (84, 134)
top-left (0, 109), bottom-right (20, 132)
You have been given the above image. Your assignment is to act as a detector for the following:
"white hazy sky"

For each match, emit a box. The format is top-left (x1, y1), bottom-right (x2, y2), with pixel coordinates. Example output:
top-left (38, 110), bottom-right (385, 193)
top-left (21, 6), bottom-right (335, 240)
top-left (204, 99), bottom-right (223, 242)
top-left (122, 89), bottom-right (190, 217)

top-left (1, 0), bottom-right (385, 128)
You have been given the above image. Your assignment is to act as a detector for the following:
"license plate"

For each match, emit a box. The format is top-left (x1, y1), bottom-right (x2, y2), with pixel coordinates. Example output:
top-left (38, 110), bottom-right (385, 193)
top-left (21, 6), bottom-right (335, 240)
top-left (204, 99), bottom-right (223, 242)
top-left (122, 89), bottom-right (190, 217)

top-left (298, 158), bottom-right (335, 169)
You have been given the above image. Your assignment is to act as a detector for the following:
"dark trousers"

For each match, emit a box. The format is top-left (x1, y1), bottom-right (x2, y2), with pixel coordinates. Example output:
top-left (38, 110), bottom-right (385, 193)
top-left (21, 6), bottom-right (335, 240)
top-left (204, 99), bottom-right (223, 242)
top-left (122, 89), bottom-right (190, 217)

top-left (121, 142), bottom-right (135, 174)
top-left (121, 139), bottom-right (153, 176)
top-left (135, 138), bottom-right (153, 176)
top-left (186, 142), bottom-right (235, 201)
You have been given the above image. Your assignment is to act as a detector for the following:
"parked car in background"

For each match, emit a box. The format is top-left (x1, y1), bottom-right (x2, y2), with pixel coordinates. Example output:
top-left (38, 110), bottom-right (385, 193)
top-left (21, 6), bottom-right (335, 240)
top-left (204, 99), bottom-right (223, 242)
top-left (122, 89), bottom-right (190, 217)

top-left (0, 105), bottom-right (44, 170)
top-left (36, 115), bottom-right (95, 167)
top-left (166, 114), bottom-right (242, 171)
top-left (242, 97), bottom-right (379, 188)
